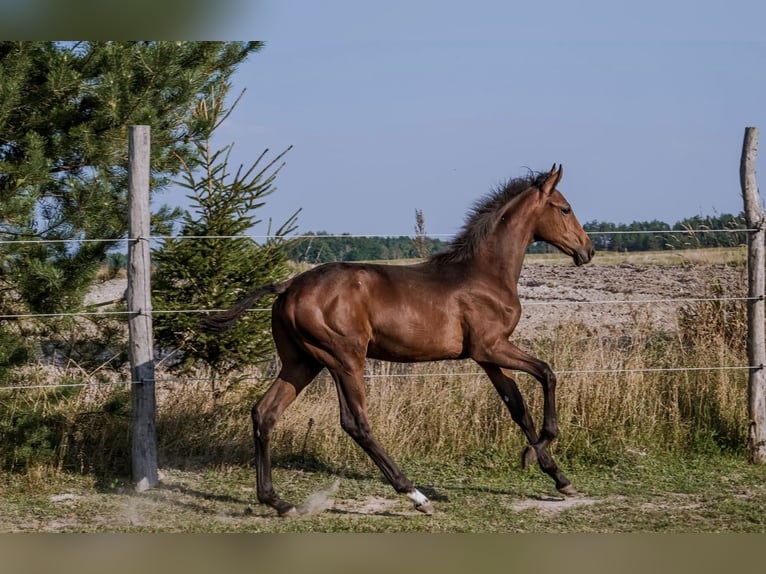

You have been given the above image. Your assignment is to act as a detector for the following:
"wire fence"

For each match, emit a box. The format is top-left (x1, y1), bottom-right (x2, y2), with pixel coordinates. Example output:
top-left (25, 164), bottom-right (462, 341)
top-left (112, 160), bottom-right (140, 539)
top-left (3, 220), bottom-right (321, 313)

top-left (0, 228), bottom-right (757, 391)
top-left (3, 364), bottom-right (758, 392)
top-left (0, 226), bottom-right (755, 245)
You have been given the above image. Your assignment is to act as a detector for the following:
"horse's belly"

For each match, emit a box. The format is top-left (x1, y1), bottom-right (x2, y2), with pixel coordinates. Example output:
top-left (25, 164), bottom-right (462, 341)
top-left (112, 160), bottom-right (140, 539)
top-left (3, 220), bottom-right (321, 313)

top-left (366, 324), bottom-right (465, 362)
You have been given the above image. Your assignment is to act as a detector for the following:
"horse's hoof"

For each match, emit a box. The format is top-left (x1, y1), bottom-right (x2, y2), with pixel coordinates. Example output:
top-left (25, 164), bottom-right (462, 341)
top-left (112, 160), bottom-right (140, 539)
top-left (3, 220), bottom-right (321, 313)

top-left (276, 504), bottom-right (299, 517)
top-left (521, 445), bottom-right (537, 469)
top-left (407, 488), bottom-right (433, 515)
top-left (557, 484), bottom-right (579, 497)
top-left (415, 500), bottom-right (434, 515)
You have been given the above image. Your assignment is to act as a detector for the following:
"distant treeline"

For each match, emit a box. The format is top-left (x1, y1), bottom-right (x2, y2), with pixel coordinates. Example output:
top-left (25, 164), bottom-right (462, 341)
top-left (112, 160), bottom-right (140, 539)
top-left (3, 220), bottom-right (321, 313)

top-left (283, 213), bottom-right (748, 263)
top-left (282, 233), bottom-right (447, 263)
top-left (581, 212), bottom-right (747, 253)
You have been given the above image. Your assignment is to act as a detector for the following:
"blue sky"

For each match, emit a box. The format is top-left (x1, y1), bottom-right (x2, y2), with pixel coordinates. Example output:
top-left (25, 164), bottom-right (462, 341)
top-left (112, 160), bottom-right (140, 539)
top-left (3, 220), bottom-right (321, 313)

top-left (164, 1), bottom-right (766, 237)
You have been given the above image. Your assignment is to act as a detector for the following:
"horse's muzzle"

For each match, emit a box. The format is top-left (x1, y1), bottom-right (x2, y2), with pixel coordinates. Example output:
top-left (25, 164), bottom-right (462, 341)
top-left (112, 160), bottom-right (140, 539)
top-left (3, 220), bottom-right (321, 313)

top-left (573, 245), bottom-right (595, 266)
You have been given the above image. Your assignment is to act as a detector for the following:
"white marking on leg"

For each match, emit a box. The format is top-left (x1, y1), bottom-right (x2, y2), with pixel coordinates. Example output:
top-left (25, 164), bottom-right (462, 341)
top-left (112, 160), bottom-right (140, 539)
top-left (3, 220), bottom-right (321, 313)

top-left (407, 489), bottom-right (434, 514)
top-left (503, 395), bottom-right (510, 403)
top-left (407, 489), bottom-right (430, 507)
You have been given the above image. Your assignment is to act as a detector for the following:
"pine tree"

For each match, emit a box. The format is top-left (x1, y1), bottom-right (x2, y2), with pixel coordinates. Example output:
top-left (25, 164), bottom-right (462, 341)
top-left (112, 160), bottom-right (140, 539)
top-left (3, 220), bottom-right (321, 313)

top-left (0, 41), bottom-right (260, 368)
top-left (152, 105), bottom-right (299, 374)
top-left (0, 41), bottom-right (260, 314)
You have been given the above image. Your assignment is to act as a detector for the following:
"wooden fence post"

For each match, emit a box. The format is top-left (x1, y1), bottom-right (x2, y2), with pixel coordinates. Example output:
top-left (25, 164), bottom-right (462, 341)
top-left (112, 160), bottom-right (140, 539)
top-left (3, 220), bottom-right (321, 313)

top-left (128, 125), bottom-right (159, 489)
top-left (741, 126), bottom-right (766, 464)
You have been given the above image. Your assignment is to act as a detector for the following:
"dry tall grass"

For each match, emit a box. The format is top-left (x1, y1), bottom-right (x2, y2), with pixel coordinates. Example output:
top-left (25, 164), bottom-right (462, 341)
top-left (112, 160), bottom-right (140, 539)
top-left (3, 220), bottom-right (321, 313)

top-left (269, 313), bottom-right (747, 470)
top-left (0, 268), bottom-right (749, 476)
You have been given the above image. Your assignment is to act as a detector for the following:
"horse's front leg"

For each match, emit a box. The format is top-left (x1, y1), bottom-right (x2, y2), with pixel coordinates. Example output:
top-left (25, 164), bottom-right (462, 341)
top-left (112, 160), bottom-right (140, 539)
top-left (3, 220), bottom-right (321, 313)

top-left (477, 340), bottom-right (561, 443)
top-left (476, 345), bottom-right (576, 496)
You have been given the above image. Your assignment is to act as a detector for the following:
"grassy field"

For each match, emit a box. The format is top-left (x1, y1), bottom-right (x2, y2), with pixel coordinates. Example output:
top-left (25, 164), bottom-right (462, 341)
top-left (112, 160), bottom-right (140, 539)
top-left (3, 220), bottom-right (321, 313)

top-left (2, 453), bottom-right (765, 532)
top-left (0, 334), bottom-right (761, 532)
top-left (0, 245), bottom-right (761, 532)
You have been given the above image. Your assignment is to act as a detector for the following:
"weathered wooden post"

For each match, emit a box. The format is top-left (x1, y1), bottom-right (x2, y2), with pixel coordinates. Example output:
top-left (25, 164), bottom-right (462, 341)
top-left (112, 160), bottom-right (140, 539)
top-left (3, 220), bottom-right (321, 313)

top-left (128, 125), bottom-right (159, 489)
top-left (741, 126), bottom-right (766, 464)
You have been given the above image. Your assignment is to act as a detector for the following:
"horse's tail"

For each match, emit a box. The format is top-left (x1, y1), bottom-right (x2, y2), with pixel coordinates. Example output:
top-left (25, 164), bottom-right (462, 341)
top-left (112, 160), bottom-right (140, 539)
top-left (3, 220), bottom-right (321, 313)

top-left (203, 279), bottom-right (292, 333)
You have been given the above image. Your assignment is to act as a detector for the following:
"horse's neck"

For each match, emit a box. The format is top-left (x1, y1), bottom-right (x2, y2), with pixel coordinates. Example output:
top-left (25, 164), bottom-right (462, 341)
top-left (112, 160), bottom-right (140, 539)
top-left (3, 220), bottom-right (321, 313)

top-left (481, 193), bottom-right (538, 285)
top-left (471, 223), bottom-right (532, 287)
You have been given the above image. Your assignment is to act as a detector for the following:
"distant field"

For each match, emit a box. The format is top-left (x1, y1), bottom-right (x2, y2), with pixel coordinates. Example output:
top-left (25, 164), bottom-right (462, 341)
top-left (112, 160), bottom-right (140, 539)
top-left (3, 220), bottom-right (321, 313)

top-left (527, 245), bottom-right (746, 266)
top-left (363, 245), bottom-right (746, 268)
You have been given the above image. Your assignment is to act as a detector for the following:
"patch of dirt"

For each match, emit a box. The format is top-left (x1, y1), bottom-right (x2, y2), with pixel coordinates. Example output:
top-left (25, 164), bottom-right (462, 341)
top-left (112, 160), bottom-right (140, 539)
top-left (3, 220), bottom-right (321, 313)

top-left (333, 495), bottom-right (414, 516)
top-left (515, 263), bottom-right (745, 337)
top-left (84, 278), bottom-right (126, 307)
top-left (510, 495), bottom-right (599, 514)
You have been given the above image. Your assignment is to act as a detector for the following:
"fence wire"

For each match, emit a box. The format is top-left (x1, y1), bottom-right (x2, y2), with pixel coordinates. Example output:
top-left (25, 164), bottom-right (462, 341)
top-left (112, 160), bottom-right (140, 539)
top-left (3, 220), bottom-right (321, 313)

top-left (0, 227), bottom-right (757, 391)
top-left (0, 364), bottom-right (759, 392)
top-left (0, 295), bottom-right (758, 321)
top-left (0, 227), bottom-right (755, 246)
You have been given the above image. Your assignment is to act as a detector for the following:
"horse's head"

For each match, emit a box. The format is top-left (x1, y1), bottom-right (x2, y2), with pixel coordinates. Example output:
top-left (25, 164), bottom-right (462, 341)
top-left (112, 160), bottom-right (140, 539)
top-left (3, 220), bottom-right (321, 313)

top-left (530, 164), bottom-right (594, 266)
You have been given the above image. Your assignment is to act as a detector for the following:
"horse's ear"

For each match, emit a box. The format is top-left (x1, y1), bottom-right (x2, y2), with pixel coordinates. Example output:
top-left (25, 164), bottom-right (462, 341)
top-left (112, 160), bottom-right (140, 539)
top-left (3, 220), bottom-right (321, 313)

top-left (541, 164), bottom-right (563, 194)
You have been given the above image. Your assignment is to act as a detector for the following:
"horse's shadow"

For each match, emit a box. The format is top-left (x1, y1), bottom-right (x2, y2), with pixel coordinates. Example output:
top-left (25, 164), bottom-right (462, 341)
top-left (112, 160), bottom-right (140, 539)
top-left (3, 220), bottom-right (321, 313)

top-left (133, 481), bottom-right (252, 517)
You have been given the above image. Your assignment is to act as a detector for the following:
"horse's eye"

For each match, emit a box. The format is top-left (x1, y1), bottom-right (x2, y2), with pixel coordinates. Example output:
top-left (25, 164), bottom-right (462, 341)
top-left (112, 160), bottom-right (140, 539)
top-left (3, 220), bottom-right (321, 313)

top-left (561, 206), bottom-right (572, 215)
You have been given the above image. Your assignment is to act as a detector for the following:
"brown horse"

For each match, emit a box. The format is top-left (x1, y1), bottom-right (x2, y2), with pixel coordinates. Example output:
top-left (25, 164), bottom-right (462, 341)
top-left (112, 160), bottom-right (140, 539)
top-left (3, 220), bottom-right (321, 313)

top-left (205, 164), bottom-right (594, 516)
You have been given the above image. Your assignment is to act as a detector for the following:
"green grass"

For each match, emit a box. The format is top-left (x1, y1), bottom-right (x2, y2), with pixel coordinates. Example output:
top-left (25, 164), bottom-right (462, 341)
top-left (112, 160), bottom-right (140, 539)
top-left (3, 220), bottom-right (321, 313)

top-left (2, 453), bottom-right (765, 532)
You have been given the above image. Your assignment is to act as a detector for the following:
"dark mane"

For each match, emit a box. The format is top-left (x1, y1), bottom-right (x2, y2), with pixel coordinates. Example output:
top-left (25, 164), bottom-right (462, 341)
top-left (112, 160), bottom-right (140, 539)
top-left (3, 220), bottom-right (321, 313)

top-left (428, 170), bottom-right (549, 264)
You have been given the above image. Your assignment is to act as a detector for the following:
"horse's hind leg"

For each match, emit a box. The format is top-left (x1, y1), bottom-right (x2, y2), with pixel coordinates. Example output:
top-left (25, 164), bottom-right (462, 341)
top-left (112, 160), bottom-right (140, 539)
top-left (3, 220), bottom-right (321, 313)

top-left (481, 364), bottom-right (576, 495)
top-left (330, 369), bottom-right (434, 514)
top-left (252, 359), bottom-right (322, 516)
